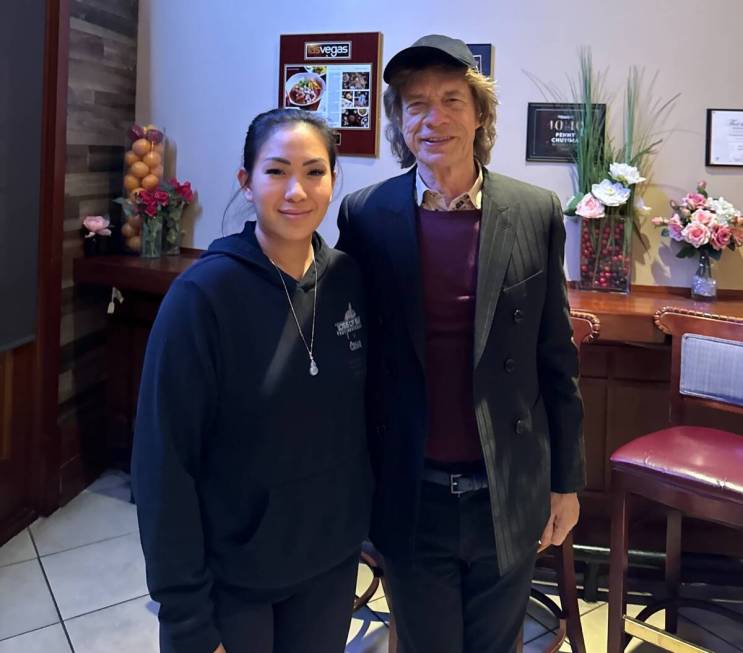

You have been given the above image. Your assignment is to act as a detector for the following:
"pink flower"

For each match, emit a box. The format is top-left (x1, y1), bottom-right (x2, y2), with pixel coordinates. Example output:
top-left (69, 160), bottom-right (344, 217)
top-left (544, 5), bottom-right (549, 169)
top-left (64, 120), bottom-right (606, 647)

top-left (154, 190), bottom-right (169, 205)
top-left (711, 225), bottom-right (732, 250)
top-left (575, 193), bottom-right (606, 219)
top-left (681, 221), bottom-right (710, 248)
top-left (82, 215), bottom-right (111, 237)
top-left (668, 214), bottom-right (684, 241)
top-left (732, 227), bottom-right (743, 247)
top-left (682, 193), bottom-right (707, 210)
top-left (650, 216), bottom-right (667, 226)
top-left (691, 209), bottom-right (713, 225)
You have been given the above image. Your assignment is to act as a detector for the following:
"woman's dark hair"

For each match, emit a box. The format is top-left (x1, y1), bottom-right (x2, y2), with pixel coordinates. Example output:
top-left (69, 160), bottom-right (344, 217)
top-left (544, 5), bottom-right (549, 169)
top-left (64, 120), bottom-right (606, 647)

top-left (242, 108), bottom-right (338, 180)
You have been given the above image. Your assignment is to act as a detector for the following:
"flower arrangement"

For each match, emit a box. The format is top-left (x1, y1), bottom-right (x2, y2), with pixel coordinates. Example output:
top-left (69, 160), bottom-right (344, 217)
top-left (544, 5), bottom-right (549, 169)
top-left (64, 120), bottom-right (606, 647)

top-left (651, 181), bottom-right (742, 259)
top-left (562, 51), bottom-right (678, 292)
top-left (116, 177), bottom-right (194, 258)
top-left (651, 182), bottom-right (741, 299)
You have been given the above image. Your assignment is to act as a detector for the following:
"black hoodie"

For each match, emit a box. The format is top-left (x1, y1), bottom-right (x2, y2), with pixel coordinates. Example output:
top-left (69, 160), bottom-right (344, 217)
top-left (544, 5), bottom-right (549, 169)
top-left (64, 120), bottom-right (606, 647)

top-left (132, 222), bottom-right (373, 653)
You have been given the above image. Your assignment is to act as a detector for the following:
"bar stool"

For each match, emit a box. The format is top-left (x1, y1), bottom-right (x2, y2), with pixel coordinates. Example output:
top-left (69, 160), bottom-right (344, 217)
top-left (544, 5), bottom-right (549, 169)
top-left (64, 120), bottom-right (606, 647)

top-left (355, 310), bottom-right (598, 653)
top-left (607, 307), bottom-right (743, 652)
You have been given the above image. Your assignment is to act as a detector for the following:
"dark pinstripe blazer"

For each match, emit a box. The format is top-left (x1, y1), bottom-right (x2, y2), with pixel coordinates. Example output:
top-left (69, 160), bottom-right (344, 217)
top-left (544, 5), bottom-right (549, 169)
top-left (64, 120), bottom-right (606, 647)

top-left (336, 166), bottom-right (585, 574)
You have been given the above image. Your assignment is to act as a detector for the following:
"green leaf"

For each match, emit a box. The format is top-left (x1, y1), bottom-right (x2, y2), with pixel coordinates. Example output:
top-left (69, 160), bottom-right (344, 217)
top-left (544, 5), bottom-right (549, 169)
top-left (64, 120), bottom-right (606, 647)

top-left (708, 248), bottom-right (722, 261)
top-left (675, 244), bottom-right (696, 258)
top-left (661, 228), bottom-right (669, 237)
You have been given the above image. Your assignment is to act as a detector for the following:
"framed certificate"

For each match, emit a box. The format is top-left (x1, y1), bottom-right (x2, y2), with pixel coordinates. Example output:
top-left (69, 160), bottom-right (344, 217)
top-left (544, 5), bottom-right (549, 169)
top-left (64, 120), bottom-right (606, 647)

top-left (706, 109), bottom-right (743, 166)
top-left (279, 32), bottom-right (382, 157)
top-left (526, 102), bottom-right (606, 162)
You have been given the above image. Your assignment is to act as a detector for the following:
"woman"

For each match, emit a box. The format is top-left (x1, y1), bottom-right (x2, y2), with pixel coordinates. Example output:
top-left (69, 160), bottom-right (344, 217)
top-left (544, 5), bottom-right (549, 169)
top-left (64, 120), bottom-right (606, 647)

top-left (132, 108), bottom-right (372, 653)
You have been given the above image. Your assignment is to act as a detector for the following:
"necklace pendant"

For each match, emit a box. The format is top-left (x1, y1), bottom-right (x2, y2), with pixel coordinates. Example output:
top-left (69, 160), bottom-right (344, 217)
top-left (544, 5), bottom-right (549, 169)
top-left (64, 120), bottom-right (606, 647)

top-left (309, 360), bottom-right (319, 376)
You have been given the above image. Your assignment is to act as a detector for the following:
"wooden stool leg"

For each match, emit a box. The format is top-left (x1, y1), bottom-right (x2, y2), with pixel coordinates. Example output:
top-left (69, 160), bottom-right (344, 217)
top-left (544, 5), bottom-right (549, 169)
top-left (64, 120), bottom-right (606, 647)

top-left (608, 486), bottom-right (629, 653)
top-left (665, 509), bottom-right (682, 634)
top-left (556, 532), bottom-right (586, 653)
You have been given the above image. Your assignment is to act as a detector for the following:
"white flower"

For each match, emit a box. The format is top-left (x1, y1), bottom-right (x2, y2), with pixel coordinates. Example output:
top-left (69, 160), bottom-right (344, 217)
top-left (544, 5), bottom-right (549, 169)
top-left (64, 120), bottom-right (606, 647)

top-left (707, 197), bottom-right (737, 221)
top-left (591, 179), bottom-right (631, 207)
top-left (609, 162), bottom-right (646, 186)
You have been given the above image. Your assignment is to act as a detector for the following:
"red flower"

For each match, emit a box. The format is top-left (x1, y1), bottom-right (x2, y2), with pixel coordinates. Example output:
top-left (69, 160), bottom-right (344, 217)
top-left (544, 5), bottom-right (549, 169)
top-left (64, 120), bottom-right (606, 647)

top-left (154, 190), bottom-right (169, 205)
top-left (177, 182), bottom-right (193, 203)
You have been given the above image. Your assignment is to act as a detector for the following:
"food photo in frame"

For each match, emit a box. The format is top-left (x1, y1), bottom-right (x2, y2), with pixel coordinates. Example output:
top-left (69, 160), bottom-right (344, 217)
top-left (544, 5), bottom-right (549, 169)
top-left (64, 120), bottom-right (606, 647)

top-left (526, 102), bottom-right (606, 162)
top-left (279, 32), bottom-right (382, 157)
top-left (706, 108), bottom-right (743, 166)
top-left (466, 43), bottom-right (494, 78)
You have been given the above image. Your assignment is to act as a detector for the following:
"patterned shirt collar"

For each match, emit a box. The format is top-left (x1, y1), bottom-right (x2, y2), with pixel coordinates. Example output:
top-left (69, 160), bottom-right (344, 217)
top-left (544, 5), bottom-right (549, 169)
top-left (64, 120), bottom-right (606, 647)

top-left (415, 161), bottom-right (483, 211)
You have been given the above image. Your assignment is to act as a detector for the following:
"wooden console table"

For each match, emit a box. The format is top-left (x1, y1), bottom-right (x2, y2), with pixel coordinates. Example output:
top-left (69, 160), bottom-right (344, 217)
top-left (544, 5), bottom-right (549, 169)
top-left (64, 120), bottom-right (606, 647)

top-left (74, 254), bottom-right (743, 556)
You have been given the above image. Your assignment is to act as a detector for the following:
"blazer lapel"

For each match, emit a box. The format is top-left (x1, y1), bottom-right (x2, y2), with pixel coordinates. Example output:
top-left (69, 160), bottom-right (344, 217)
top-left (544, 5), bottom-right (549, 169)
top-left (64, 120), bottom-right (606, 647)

top-left (383, 169), bottom-right (426, 368)
top-left (474, 171), bottom-right (515, 368)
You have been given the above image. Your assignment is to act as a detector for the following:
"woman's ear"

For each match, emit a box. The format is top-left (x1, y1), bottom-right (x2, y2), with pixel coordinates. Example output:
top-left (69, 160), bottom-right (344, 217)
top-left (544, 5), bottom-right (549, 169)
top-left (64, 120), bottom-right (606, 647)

top-left (237, 168), bottom-right (252, 202)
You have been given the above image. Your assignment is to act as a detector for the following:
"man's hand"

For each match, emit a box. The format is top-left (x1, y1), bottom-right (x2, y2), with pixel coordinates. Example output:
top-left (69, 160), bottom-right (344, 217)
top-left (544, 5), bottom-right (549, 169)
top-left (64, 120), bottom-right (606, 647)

top-left (538, 492), bottom-right (580, 553)
top-left (214, 645), bottom-right (226, 653)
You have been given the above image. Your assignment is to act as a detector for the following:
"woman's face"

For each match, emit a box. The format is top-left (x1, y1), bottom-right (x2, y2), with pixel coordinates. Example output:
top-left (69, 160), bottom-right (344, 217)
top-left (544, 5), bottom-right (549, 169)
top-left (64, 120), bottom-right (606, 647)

top-left (240, 123), bottom-right (334, 245)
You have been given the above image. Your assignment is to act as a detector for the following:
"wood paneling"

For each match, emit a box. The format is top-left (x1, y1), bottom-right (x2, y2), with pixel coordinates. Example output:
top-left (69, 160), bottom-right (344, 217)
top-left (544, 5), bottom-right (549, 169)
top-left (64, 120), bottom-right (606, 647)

top-left (61, 0), bottom-right (137, 497)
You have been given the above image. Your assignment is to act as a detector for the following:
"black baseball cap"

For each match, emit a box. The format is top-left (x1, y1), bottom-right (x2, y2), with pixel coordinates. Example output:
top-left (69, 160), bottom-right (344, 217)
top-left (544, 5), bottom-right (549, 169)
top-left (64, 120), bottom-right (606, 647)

top-left (383, 34), bottom-right (476, 83)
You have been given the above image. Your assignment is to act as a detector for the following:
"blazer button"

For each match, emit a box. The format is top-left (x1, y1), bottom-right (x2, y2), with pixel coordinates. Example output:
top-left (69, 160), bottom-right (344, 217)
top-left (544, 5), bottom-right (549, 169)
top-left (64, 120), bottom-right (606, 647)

top-left (513, 309), bottom-right (524, 323)
top-left (515, 419), bottom-right (526, 435)
top-left (504, 358), bottom-right (515, 373)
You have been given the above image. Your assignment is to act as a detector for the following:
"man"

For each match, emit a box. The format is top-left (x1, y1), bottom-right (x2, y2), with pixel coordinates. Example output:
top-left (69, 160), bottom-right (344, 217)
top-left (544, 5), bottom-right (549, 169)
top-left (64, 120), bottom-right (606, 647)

top-left (337, 35), bottom-right (585, 653)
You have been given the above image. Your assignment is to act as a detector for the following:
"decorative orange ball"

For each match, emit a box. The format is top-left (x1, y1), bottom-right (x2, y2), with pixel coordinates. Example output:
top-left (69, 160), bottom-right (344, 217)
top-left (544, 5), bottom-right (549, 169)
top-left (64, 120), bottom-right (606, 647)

top-left (154, 142), bottom-right (165, 154)
top-left (124, 150), bottom-right (139, 166)
top-left (124, 174), bottom-right (139, 191)
top-left (132, 138), bottom-right (152, 157)
top-left (142, 151), bottom-right (161, 168)
top-left (121, 223), bottom-right (135, 238)
top-left (141, 174), bottom-right (159, 190)
top-left (129, 187), bottom-right (145, 202)
top-left (127, 235), bottom-right (142, 251)
top-left (150, 164), bottom-right (164, 178)
top-left (127, 214), bottom-right (142, 230)
top-left (130, 161), bottom-right (149, 178)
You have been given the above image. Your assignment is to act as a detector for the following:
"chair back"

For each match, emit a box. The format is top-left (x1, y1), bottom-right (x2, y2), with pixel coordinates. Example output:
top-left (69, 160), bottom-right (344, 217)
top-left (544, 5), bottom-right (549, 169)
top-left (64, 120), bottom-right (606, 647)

top-left (654, 307), bottom-right (743, 423)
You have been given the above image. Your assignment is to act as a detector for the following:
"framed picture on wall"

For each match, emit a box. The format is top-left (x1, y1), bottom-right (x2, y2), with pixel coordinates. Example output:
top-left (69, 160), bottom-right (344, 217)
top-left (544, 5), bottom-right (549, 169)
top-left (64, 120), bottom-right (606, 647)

top-left (526, 102), bottom-right (606, 162)
top-left (706, 108), bottom-right (743, 166)
top-left (467, 43), bottom-right (494, 78)
top-left (279, 32), bottom-right (382, 157)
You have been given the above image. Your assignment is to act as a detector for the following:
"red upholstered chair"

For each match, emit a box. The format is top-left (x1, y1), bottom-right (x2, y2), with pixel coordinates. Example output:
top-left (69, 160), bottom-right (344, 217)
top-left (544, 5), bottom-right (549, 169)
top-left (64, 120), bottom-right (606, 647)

top-left (356, 311), bottom-right (598, 653)
top-left (607, 307), bottom-right (743, 652)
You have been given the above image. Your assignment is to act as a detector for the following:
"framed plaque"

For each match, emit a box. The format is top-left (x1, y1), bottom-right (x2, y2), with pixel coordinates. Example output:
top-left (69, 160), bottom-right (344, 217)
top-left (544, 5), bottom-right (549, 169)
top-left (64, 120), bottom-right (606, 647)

top-left (526, 102), bottom-right (606, 162)
top-left (706, 108), bottom-right (743, 167)
top-left (279, 32), bottom-right (382, 157)
top-left (467, 43), bottom-right (494, 78)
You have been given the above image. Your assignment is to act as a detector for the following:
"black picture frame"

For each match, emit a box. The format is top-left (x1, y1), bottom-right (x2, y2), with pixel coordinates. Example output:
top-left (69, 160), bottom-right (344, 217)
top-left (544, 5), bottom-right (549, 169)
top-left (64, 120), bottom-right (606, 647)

top-left (467, 43), bottom-right (494, 78)
top-left (526, 102), bottom-right (606, 162)
top-left (705, 108), bottom-right (743, 167)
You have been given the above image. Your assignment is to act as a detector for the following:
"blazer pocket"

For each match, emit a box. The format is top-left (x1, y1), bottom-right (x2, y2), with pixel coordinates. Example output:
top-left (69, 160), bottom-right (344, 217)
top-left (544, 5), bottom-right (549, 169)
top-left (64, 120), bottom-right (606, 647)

top-left (502, 268), bottom-right (544, 294)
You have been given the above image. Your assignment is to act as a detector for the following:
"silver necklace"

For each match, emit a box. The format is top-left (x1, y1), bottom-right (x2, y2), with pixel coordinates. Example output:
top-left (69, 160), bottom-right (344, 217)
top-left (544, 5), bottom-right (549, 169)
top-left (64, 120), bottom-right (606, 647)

top-left (270, 249), bottom-right (319, 376)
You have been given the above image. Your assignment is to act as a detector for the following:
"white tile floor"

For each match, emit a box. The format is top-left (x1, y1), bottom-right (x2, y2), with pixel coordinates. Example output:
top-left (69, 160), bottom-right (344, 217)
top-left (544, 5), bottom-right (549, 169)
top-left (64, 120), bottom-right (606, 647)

top-left (0, 471), bottom-right (741, 652)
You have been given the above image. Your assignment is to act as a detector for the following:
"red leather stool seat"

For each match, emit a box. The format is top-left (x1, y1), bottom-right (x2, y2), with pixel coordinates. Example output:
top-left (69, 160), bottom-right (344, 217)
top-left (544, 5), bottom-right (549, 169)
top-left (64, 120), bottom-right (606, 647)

top-left (611, 426), bottom-right (743, 505)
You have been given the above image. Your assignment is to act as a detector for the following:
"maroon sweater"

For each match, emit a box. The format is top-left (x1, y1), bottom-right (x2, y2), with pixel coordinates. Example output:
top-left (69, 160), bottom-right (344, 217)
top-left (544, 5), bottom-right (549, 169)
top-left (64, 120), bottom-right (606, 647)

top-left (417, 207), bottom-right (483, 464)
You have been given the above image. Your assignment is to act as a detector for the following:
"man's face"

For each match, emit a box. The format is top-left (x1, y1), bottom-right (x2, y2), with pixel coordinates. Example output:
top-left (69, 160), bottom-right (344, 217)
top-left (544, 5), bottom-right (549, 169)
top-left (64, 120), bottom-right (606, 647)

top-left (399, 67), bottom-right (480, 171)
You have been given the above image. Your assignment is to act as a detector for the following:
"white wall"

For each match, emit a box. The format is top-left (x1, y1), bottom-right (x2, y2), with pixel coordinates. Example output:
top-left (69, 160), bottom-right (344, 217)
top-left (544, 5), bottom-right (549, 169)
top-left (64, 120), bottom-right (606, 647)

top-left (137, 0), bottom-right (743, 288)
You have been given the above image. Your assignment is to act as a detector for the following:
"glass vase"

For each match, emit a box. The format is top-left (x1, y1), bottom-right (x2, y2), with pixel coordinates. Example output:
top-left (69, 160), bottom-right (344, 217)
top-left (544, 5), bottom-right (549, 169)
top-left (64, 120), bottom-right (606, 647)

top-left (578, 214), bottom-right (632, 293)
top-left (140, 215), bottom-right (163, 258)
top-left (163, 204), bottom-right (184, 256)
top-left (691, 251), bottom-right (717, 300)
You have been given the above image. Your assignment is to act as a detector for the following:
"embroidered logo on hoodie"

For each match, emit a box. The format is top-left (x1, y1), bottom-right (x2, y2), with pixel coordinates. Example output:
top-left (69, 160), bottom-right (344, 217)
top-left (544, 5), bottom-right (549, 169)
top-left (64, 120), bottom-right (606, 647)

top-left (335, 303), bottom-right (363, 351)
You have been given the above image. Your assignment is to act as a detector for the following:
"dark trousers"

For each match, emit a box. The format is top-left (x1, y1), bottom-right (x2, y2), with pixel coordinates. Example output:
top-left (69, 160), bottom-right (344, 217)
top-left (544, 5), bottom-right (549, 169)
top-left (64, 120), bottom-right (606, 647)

top-left (212, 551), bottom-right (359, 653)
top-left (383, 482), bottom-right (537, 653)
